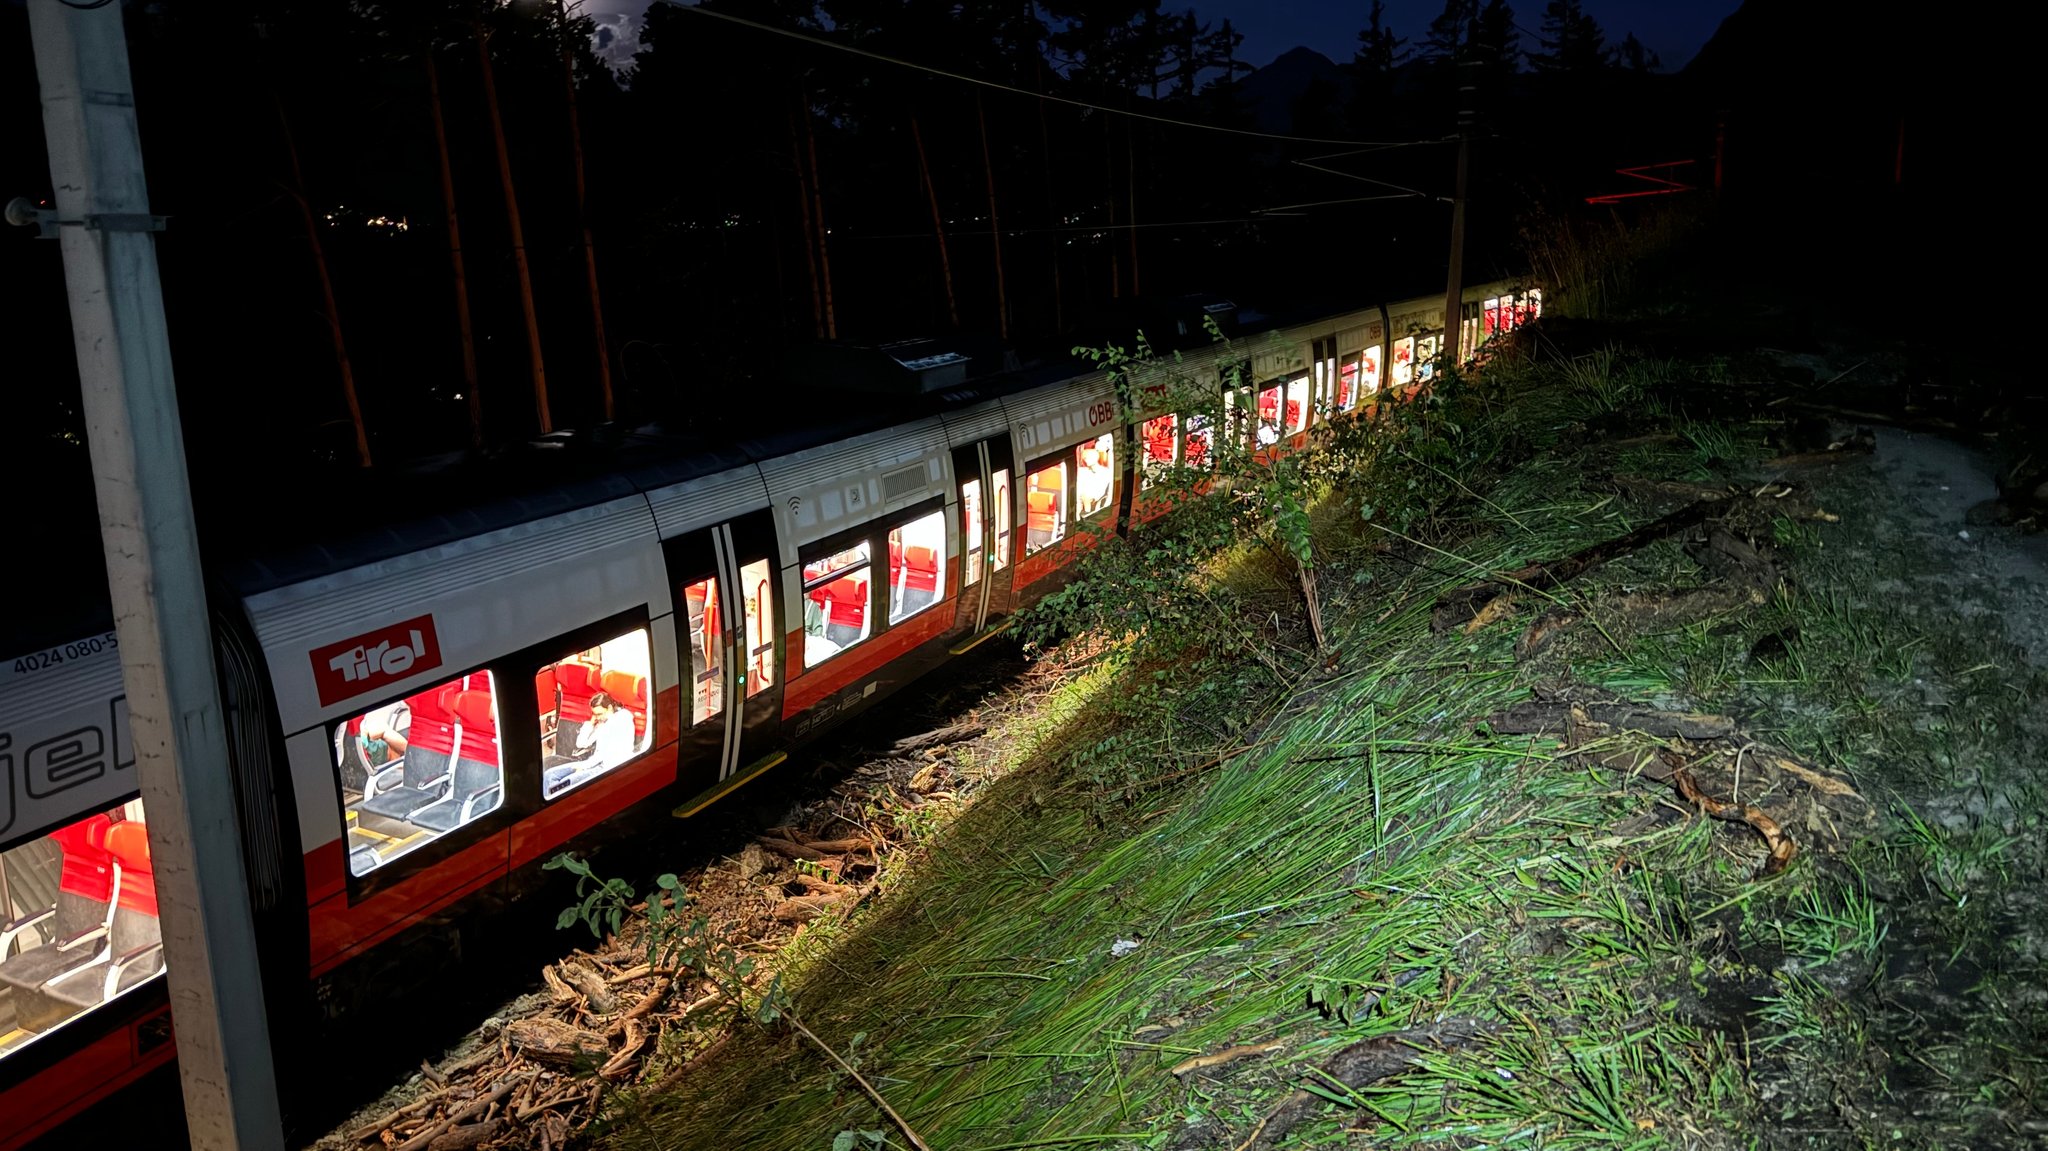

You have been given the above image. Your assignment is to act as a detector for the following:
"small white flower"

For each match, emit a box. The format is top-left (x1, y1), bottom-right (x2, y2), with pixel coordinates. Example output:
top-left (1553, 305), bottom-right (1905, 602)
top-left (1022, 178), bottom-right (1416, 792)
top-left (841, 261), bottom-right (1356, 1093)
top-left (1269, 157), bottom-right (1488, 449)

top-left (1110, 939), bottom-right (1141, 958)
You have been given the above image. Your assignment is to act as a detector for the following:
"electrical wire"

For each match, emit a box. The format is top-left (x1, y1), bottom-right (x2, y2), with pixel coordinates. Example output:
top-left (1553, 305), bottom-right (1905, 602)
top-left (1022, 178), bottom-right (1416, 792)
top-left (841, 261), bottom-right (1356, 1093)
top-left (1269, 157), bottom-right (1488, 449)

top-left (657, 0), bottom-right (1448, 151)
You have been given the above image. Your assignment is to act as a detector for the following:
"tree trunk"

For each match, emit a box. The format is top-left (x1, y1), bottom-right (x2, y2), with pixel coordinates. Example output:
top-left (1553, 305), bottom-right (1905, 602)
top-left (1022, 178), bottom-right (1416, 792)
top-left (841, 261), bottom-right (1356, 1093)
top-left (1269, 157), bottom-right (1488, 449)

top-left (976, 93), bottom-right (1008, 341)
top-left (788, 101), bottom-right (824, 339)
top-left (557, 1), bottom-right (614, 421)
top-left (909, 116), bottom-right (958, 330)
top-left (474, 18), bottom-right (552, 435)
top-left (275, 93), bottom-right (371, 468)
top-left (1034, 56), bottom-right (1063, 332)
top-left (1125, 117), bottom-right (1140, 298)
top-left (802, 91), bottom-right (837, 340)
top-left (425, 52), bottom-right (481, 452)
top-left (1104, 115), bottom-right (1120, 298)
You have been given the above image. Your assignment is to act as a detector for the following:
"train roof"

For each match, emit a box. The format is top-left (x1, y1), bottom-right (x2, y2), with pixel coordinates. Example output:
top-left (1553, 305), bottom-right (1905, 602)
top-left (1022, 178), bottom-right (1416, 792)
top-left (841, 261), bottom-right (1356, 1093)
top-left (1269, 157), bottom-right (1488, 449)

top-left (17, 277), bottom-right (1535, 655)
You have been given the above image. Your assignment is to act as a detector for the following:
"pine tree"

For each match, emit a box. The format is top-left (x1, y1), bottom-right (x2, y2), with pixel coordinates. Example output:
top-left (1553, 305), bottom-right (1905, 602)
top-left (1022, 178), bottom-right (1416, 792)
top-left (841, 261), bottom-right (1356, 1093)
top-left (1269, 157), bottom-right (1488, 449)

top-left (1471, 0), bottom-right (1519, 87)
top-left (1422, 0), bottom-right (1477, 63)
top-left (1529, 0), bottom-right (1610, 73)
top-left (1353, 0), bottom-right (1411, 85)
top-left (1618, 32), bottom-right (1662, 73)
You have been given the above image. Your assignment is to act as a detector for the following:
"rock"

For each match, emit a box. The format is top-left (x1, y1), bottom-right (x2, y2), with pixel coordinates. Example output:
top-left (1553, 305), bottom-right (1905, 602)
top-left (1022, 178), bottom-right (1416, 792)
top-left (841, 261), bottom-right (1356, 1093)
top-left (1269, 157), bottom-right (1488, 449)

top-left (736, 843), bottom-right (769, 880)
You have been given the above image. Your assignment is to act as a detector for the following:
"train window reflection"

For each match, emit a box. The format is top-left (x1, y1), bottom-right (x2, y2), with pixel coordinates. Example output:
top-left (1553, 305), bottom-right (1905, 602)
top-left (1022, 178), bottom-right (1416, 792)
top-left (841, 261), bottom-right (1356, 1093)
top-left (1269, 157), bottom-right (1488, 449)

top-left (887, 510), bottom-right (947, 624)
top-left (803, 542), bottom-right (872, 668)
top-left (0, 801), bottom-right (161, 1061)
top-left (538, 628), bottom-right (655, 800)
top-left (336, 670), bottom-right (502, 876)
top-left (991, 468), bottom-right (1012, 570)
top-left (1285, 376), bottom-right (1311, 433)
top-left (1024, 461), bottom-right (1067, 554)
top-left (1141, 415), bottom-right (1177, 490)
top-left (1075, 434), bottom-right (1115, 519)
top-left (681, 576), bottom-right (722, 725)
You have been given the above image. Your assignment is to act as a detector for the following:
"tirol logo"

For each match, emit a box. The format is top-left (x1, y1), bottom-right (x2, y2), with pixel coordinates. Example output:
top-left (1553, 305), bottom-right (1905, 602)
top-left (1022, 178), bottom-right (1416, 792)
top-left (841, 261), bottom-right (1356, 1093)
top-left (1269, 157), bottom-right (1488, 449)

top-left (310, 615), bottom-right (442, 707)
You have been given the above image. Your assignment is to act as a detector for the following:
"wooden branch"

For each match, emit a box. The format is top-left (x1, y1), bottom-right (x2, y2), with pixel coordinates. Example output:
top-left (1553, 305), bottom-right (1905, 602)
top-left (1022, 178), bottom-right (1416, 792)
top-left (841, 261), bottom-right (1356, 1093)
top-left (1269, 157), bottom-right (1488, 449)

top-left (1432, 499), bottom-right (1719, 630)
top-left (785, 1012), bottom-right (932, 1151)
top-left (392, 1072), bottom-right (533, 1151)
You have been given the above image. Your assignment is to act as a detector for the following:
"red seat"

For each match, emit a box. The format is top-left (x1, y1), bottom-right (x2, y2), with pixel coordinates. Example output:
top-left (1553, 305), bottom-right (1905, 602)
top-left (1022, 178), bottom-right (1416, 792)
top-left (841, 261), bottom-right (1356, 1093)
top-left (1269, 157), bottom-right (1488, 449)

top-left (535, 668), bottom-right (560, 717)
top-left (809, 576), bottom-right (867, 631)
top-left (402, 685), bottom-right (461, 758)
top-left (601, 670), bottom-right (650, 739)
top-left (104, 822), bottom-right (157, 919)
top-left (902, 545), bottom-right (939, 593)
top-left (51, 814), bottom-right (117, 904)
top-left (556, 661), bottom-right (601, 725)
top-left (1026, 490), bottom-right (1058, 536)
top-left (448, 689), bottom-right (499, 767)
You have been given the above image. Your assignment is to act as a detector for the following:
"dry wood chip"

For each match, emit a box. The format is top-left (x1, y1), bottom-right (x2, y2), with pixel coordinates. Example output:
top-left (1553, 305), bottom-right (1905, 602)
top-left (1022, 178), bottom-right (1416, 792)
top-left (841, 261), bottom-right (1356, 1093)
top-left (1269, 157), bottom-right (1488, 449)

top-left (1170, 1041), bottom-right (1286, 1077)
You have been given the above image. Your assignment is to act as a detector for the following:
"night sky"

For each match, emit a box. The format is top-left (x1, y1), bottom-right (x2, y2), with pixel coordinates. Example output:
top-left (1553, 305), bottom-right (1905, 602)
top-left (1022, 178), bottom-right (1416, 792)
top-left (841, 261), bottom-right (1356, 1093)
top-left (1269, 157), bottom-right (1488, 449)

top-left (582, 1), bottom-right (1744, 76)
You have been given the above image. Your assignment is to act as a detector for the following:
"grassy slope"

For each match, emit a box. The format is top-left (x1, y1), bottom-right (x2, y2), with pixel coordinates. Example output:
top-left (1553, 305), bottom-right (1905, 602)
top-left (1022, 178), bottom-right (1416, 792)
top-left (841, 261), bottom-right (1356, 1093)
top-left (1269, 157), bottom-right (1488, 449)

top-left (599, 348), bottom-right (2045, 1151)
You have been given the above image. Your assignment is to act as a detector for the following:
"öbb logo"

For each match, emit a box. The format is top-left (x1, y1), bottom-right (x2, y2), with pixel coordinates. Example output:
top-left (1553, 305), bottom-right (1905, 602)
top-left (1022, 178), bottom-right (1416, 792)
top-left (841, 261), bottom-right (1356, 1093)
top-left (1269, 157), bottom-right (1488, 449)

top-left (310, 615), bottom-right (442, 707)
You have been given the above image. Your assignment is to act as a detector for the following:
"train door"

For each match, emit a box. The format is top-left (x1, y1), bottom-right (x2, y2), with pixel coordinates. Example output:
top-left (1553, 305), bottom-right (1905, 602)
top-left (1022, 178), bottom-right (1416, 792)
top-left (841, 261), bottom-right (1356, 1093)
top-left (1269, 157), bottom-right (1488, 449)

top-left (666, 509), bottom-right (783, 795)
top-left (950, 437), bottom-right (1015, 641)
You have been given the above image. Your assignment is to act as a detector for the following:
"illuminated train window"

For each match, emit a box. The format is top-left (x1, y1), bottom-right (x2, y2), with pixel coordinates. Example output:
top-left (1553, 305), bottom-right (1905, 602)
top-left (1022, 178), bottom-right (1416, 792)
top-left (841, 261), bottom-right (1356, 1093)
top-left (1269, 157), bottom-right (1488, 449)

top-left (537, 628), bottom-right (655, 800)
top-left (1023, 460), bottom-right (1067, 554)
top-left (336, 670), bottom-right (502, 876)
top-left (680, 576), bottom-right (723, 725)
top-left (1391, 337), bottom-right (1415, 387)
top-left (1184, 414), bottom-right (1213, 469)
top-left (0, 801), bottom-right (160, 1061)
top-left (887, 510), bottom-right (947, 624)
top-left (961, 479), bottom-right (984, 587)
top-left (803, 542), bottom-right (873, 668)
top-left (1417, 335), bottom-right (1439, 381)
top-left (1361, 346), bottom-right (1382, 396)
top-left (1141, 415), bottom-right (1177, 490)
top-left (1074, 434), bottom-right (1116, 519)
top-left (1255, 385), bottom-right (1283, 446)
top-left (1337, 356), bottom-right (1360, 412)
top-left (1285, 376), bottom-right (1311, 434)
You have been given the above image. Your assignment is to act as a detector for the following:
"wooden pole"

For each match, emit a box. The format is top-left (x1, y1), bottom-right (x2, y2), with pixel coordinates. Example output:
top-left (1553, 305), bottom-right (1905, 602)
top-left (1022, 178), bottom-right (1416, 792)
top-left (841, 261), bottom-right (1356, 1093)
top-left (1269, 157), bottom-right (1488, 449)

top-left (1439, 59), bottom-right (1475, 368)
top-left (1125, 117), bottom-right (1140, 298)
top-left (275, 93), bottom-right (371, 468)
top-left (802, 90), bottom-right (837, 340)
top-left (474, 16), bottom-right (552, 434)
top-left (977, 94), bottom-right (1009, 341)
top-left (788, 101), bottom-right (824, 338)
top-left (558, 0), bottom-right (614, 421)
top-left (425, 51), bottom-right (482, 452)
top-left (910, 116), bottom-right (959, 329)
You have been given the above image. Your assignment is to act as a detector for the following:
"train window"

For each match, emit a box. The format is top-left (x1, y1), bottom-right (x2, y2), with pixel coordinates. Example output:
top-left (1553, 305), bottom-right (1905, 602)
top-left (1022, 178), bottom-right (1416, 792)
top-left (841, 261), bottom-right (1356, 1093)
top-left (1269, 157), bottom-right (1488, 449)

top-left (961, 478), bottom-right (983, 587)
top-left (1483, 297), bottom-right (1502, 336)
top-left (803, 542), bottom-right (873, 668)
top-left (1417, 335), bottom-right (1439, 382)
top-left (1361, 346), bottom-right (1382, 396)
top-left (1024, 461), bottom-right (1067, 554)
top-left (1184, 414), bottom-right (1213, 470)
top-left (992, 468), bottom-right (1012, 571)
top-left (1337, 356), bottom-right (1360, 412)
top-left (887, 510), bottom-right (947, 624)
top-left (1285, 377), bottom-right (1311, 433)
top-left (337, 670), bottom-right (502, 876)
top-left (737, 558), bottom-right (775, 700)
top-left (1141, 414), bottom-right (1177, 490)
top-left (0, 801), bottom-right (162, 1062)
top-left (1255, 385), bottom-right (1283, 446)
top-left (1526, 288), bottom-right (1543, 319)
top-left (1075, 434), bottom-right (1115, 519)
top-left (681, 576), bottom-right (722, 725)
top-left (538, 628), bottom-right (655, 801)
top-left (1391, 337), bottom-right (1415, 387)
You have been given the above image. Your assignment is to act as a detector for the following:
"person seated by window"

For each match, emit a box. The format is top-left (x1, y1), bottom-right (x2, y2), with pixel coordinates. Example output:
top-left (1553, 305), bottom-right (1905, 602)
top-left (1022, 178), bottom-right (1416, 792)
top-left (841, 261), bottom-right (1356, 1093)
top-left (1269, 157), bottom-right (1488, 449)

top-left (543, 692), bottom-right (637, 796)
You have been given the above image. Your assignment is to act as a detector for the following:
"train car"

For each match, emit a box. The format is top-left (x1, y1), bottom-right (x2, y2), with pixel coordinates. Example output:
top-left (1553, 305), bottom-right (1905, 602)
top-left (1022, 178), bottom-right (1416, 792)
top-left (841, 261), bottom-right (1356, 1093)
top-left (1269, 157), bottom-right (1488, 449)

top-left (0, 280), bottom-right (1541, 1148)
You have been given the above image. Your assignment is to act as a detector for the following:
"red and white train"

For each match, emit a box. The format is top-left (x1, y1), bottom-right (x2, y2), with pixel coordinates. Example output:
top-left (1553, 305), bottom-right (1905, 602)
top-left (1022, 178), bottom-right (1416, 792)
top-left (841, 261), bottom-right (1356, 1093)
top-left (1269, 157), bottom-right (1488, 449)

top-left (0, 282), bottom-right (1539, 1147)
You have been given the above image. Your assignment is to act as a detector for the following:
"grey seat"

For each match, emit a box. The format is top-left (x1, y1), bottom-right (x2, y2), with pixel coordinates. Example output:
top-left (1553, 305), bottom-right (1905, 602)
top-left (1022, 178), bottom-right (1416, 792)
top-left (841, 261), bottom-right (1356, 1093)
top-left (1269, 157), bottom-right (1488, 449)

top-left (356, 746), bottom-right (453, 819)
top-left (409, 757), bottom-right (501, 833)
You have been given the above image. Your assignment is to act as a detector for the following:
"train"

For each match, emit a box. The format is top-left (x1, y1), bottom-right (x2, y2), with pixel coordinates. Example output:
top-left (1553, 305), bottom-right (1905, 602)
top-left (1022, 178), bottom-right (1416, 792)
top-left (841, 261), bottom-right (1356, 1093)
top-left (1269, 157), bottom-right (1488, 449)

top-left (0, 278), bottom-right (1540, 1147)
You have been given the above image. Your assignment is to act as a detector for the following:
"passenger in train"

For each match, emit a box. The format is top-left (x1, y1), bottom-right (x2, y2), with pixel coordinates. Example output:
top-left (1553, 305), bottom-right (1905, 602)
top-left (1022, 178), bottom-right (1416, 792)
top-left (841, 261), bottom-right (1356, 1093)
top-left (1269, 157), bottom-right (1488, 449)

top-left (542, 691), bottom-right (636, 795)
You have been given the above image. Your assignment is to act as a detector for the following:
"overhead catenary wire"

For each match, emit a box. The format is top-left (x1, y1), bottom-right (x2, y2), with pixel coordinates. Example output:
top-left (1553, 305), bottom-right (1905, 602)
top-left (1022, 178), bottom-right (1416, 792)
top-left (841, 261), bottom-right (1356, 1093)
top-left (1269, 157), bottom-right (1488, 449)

top-left (766, 195), bottom-right (1422, 243)
top-left (659, 0), bottom-right (1448, 151)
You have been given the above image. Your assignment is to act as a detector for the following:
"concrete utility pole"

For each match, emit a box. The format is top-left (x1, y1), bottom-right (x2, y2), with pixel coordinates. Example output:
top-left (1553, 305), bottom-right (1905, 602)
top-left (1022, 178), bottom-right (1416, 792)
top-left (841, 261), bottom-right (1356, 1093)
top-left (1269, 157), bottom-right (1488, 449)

top-left (21, 2), bottom-right (283, 1147)
top-left (1439, 57), bottom-right (1479, 369)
